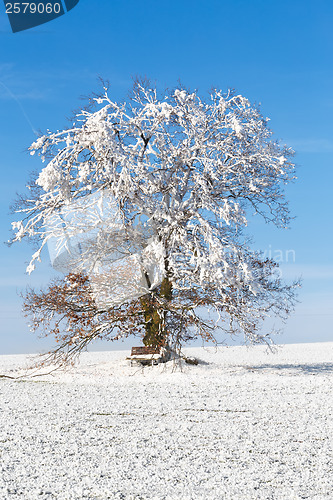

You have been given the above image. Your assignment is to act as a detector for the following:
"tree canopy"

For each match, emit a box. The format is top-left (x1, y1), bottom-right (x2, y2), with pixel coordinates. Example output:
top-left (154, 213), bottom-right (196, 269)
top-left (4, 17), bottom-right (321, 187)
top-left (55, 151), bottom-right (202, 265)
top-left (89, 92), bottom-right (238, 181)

top-left (11, 80), bottom-right (300, 365)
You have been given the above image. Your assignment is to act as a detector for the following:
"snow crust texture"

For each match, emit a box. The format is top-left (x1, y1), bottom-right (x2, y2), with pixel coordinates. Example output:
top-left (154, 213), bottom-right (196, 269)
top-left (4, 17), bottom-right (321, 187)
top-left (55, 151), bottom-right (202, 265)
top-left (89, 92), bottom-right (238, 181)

top-left (0, 343), bottom-right (332, 499)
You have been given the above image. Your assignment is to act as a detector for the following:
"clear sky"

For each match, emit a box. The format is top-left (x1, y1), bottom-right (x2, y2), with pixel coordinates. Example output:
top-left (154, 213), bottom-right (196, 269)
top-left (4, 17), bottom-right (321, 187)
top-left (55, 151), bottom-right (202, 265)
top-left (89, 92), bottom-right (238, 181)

top-left (0, 0), bottom-right (332, 354)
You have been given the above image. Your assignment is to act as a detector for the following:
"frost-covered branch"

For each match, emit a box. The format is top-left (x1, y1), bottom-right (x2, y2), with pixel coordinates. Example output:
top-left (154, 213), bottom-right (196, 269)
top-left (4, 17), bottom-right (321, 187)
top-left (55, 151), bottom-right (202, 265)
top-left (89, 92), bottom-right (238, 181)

top-left (12, 80), bottom-right (300, 361)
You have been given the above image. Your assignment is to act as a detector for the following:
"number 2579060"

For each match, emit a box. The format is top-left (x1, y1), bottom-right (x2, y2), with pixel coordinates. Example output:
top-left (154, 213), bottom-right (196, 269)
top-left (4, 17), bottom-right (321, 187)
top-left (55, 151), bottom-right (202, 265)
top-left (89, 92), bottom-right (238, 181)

top-left (6, 3), bottom-right (62, 14)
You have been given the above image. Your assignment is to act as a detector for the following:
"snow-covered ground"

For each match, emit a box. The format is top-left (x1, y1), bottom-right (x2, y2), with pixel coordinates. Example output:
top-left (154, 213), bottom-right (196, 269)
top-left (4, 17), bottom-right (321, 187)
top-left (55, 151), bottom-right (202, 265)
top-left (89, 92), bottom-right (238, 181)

top-left (0, 342), bottom-right (332, 499)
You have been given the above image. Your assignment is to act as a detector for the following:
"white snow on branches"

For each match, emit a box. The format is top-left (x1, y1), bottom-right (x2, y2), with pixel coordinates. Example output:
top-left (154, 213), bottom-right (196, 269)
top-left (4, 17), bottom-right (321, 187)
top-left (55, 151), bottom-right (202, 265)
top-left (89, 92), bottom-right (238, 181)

top-left (12, 83), bottom-right (298, 345)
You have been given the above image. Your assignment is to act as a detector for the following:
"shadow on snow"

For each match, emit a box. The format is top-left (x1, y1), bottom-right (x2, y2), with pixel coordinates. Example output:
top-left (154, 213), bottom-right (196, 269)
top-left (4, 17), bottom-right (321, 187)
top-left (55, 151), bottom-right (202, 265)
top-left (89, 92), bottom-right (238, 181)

top-left (247, 363), bottom-right (333, 374)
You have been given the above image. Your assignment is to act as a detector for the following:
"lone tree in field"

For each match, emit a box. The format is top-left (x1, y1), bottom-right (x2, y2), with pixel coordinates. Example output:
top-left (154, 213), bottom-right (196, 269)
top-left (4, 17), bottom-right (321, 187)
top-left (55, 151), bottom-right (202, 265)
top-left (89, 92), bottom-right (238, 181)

top-left (11, 80), bottom-right (299, 365)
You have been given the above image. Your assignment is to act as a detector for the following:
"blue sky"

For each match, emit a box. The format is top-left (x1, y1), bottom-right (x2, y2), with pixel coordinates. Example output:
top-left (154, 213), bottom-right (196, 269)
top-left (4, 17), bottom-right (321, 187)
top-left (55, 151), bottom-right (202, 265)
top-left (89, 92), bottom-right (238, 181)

top-left (0, 0), bottom-right (332, 354)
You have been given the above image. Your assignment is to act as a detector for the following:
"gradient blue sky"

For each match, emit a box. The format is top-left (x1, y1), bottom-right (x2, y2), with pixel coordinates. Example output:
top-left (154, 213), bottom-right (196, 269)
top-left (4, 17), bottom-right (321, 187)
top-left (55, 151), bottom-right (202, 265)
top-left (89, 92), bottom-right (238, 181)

top-left (0, 0), bottom-right (332, 354)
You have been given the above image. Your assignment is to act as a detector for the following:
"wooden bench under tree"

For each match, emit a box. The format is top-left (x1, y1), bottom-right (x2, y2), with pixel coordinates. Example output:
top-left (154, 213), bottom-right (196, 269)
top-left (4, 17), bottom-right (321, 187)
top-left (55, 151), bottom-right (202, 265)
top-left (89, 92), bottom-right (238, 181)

top-left (127, 346), bottom-right (170, 366)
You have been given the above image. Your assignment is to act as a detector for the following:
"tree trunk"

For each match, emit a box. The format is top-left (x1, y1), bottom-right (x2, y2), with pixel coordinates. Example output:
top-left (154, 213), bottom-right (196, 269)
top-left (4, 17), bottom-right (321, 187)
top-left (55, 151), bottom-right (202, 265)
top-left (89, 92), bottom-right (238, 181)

top-left (140, 276), bottom-right (172, 348)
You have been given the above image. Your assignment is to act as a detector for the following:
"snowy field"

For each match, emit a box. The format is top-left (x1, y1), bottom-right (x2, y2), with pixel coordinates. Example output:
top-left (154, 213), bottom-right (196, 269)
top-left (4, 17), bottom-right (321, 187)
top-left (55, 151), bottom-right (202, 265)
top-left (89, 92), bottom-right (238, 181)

top-left (0, 342), bottom-right (332, 500)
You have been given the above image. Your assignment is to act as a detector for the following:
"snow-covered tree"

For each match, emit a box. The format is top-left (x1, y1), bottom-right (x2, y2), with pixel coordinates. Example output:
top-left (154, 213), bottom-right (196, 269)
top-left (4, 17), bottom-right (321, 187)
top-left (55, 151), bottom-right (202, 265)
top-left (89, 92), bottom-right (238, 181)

top-left (11, 79), bottom-right (300, 364)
